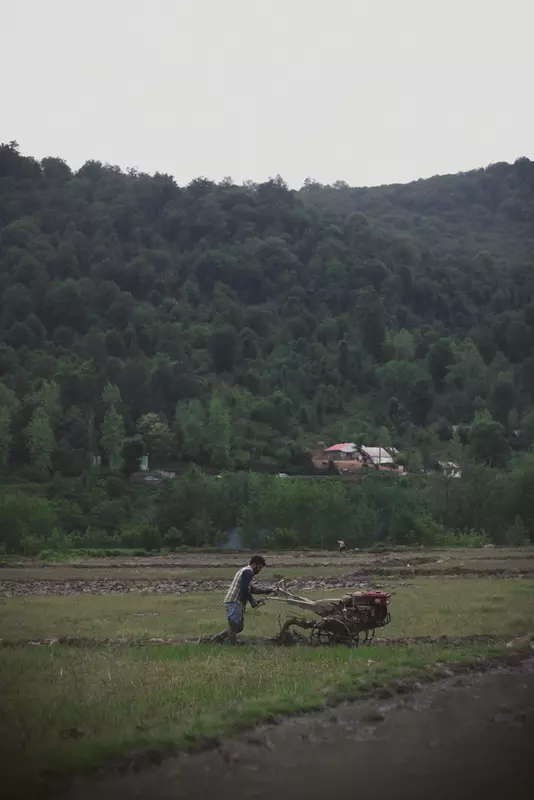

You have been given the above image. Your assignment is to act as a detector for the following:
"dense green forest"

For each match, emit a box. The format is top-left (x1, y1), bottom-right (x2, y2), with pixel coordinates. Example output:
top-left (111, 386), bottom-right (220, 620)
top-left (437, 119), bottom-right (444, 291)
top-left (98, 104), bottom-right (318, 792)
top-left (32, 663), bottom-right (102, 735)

top-left (2, 461), bottom-right (534, 556)
top-left (1, 141), bottom-right (534, 553)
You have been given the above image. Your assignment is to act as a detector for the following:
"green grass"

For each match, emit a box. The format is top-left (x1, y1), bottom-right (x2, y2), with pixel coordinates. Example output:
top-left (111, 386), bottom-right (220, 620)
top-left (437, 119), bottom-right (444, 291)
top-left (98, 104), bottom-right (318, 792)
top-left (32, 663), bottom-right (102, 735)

top-left (37, 548), bottom-right (153, 562)
top-left (1, 578), bottom-right (533, 642)
top-left (1, 569), bottom-right (533, 797)
top-left (0, 640), bottom-right (516, 799)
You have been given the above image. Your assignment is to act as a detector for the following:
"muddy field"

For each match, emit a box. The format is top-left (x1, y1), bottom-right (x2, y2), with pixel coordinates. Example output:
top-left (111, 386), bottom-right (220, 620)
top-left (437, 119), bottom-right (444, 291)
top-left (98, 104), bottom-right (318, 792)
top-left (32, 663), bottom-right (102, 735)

top-left (0, 633), bottom-right (515, 649)
top-left (2, 548), bottom-right (534, 597)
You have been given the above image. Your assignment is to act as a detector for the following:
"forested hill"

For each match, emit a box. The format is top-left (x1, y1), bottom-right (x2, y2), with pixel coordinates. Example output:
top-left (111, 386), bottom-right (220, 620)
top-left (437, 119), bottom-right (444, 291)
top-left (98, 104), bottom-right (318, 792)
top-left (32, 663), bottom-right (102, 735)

top-left (300, 160), bottom-right (534, 258)
top-left (1, 141), bottom-right (534, 478)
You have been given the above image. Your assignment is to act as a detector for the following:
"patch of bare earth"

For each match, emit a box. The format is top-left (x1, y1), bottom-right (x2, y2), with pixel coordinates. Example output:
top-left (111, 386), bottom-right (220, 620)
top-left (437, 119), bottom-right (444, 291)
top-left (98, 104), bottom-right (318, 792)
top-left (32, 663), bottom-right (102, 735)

top-left (2, 548), bottom-right (534, 597)
top-left (0, 633), bottom-right (511, 648)
top-left (58, 656), bottom-right (534, 800)
top-left (1, 567), bottom-right (533, 597)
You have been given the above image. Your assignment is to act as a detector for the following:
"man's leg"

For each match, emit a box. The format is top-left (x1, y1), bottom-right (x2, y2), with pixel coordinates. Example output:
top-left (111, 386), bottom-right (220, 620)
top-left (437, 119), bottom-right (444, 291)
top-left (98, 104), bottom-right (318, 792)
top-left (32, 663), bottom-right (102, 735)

top-left (227, 622), bottom-right (237, 645)
top-left (227, 602), bottom-right (243, 644)
top-left (215, 603), bottom-right (242, 643)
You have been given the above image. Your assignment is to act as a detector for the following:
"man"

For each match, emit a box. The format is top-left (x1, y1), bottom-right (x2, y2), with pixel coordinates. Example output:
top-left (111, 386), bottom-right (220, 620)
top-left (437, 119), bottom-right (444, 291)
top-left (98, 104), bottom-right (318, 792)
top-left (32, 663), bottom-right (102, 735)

top-left (338, 539), bottom-right (347, 554)
top-left (216, 555), bottom-right (272, 644)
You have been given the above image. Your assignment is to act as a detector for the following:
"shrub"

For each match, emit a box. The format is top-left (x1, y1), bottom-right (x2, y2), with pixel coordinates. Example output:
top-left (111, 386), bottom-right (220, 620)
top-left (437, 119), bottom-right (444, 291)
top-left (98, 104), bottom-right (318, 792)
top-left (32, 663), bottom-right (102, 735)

top-left (0, 490), bottom-right (58, 554)
top-left (504, 517), bottom-right (529, 547)
top-left (450, 529), bottom-right (490, 548)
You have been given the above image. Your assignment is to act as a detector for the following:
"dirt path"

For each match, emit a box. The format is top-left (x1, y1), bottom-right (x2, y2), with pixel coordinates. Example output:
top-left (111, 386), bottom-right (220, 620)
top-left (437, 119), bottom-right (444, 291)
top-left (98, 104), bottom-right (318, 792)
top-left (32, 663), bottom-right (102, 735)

top-left (61, 658), bottom-right (534, 800)
top-left (0, 633), bottom-right (512, 648)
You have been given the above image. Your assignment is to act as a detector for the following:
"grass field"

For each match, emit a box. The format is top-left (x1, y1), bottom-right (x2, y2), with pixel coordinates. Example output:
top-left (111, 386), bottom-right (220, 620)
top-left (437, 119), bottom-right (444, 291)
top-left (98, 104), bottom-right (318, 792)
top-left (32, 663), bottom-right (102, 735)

top-left (1, 642), bottom-right (516, 799)
top-left (1, 577), bottom-right (533, 641)
top-left (1, 548), bottom-right (534, 799)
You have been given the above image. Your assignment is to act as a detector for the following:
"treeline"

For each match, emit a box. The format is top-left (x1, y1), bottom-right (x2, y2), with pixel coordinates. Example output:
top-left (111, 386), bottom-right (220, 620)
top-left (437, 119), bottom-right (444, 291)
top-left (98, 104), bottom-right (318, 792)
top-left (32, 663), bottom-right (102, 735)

top-left (2, 460), bottom-right (533, 556)
top-left (1, 142), bottom-right (534, 477)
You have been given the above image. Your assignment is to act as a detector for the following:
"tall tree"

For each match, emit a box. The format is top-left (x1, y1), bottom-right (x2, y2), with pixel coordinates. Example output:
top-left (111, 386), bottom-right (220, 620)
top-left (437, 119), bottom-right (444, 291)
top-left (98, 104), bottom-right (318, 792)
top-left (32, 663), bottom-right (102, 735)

top-left (25, 407), bottom-right (55, 476)
top-left (100, 406), bottom-right (125, 465)
top-left (137, 412), bottom-right (174, 463)
top-left (469, 415), bottom-right (510, 467)
top-left (0, 408), bottom-right (13, 468)
top-left (0, 384), bottom-right (19, 468)
top-left (428, 339), bottom-right (455, 390)
top-left (206, 393), bottom-right (233, 468)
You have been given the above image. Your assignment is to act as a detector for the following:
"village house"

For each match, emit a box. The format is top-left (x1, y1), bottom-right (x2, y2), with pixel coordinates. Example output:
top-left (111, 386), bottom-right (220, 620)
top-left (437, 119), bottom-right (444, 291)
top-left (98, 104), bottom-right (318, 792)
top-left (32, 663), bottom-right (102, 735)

top-left (311, 442), bottom-right (404, 475)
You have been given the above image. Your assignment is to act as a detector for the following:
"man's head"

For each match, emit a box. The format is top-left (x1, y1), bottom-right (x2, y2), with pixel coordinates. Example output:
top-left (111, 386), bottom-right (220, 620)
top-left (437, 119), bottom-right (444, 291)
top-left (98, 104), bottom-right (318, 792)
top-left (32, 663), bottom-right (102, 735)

top-left (249, 555), bottom-right (266, 575)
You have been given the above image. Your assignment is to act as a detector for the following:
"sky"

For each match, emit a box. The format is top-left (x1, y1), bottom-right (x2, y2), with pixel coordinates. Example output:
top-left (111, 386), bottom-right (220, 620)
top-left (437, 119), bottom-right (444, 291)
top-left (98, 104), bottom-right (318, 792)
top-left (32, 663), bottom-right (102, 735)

top-left (2, 0), bottom-right (533, 188)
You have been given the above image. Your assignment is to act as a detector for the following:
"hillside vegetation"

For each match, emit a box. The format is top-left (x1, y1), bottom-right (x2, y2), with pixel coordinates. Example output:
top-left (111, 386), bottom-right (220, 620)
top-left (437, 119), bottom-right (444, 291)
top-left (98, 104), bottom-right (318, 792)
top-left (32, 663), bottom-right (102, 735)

top-left (1, 142), bottom-right (534, 480)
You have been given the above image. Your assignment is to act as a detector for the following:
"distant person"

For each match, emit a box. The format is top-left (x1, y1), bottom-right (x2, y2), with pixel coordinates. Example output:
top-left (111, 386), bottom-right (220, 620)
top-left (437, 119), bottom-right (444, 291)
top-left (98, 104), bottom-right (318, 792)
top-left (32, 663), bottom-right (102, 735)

top-left (215, 555), bottom-right (273, 644)
top-left (338, 540), bottom-right (347, 554)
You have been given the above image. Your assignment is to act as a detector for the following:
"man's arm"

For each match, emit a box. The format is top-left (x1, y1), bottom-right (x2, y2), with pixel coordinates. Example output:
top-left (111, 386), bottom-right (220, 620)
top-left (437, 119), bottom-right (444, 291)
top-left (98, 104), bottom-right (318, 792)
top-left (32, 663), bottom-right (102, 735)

top-left (240, 569), bottom-right (257, 607)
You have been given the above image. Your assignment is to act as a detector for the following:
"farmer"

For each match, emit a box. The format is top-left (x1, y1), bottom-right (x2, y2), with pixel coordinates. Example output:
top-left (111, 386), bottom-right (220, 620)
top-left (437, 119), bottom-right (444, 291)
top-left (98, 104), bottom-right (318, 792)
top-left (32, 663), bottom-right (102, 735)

top-left (338, 539), bottom-right (347, 553)
top-left (215, 555), bottom-right (273, 644)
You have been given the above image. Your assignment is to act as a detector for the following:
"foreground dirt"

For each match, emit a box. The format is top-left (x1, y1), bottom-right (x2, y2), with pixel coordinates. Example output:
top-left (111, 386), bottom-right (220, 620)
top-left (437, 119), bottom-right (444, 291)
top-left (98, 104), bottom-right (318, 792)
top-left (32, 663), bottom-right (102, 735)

top-left (60, 658), bottom-right (534, 800)
top-left (0, 633), bottom-right (512, 648)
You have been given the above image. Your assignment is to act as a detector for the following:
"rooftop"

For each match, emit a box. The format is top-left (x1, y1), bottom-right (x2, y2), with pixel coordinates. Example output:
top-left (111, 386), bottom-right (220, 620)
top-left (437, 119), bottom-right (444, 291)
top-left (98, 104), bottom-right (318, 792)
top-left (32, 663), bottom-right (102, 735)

top-left (324, 442), bottom-right (357, 453)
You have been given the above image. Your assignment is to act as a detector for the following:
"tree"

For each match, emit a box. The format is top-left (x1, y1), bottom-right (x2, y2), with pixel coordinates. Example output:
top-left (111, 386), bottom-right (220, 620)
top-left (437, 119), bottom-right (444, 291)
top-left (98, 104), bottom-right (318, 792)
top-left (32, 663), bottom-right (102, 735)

top-left (378, 425), bottom-right (392, 448)
top-left (428, 338), bottom-right (455, 390)
top-left (0, 384), bottom-right (19, 468)
top-left (102, 382), bottom-right (122, 409)
top-left (519, 411), bottom-right (534, 451)
top-left (387, 396), bottom-right (407, 433)
top-left (206, 393), bottom-right (233, 468)
top-left (377, 360), bottom-right (427, 406)
top-left (25, 407), bottom-right (55, 476)
top-left (388, 328), bottom-right (415, 361)
top-left (469, 416), bottom-right (510, 467)
top-left (99, 383), bottom-right (126, 468)
top-left (489, 373), bottom-right (516, 427)
top-left (27, 379), bottom-right (61, 421)
top-left (176, 399), bottom-right (207, 461)
top-left (409, 377), bottom-right (434, 426)
top-left (357, 289), bottom-right (385, 360)
top-left (0, 408), bottom-right (13, 468)
top-left (101, 406), bottom-right (125, 465)
top-left (406, 449), bottom-right (423, 473)
top-left (208, 325), bottom-right (239, 373)
top-left (121, 435), bottom-right (145, 475)
top-left (137, 413), bottom-right (174, 463)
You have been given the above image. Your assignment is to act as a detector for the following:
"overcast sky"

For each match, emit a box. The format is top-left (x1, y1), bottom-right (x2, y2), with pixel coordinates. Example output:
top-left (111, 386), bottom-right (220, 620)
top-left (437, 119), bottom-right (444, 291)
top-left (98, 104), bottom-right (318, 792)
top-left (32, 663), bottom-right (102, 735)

top-left (2, 0), bottom-right (533, 188)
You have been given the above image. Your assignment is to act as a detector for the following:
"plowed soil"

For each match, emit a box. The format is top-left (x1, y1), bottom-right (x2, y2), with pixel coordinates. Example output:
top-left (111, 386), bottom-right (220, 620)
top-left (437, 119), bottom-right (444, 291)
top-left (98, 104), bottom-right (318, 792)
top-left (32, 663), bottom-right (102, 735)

top-left (2, 547), bottom-right (534, 597)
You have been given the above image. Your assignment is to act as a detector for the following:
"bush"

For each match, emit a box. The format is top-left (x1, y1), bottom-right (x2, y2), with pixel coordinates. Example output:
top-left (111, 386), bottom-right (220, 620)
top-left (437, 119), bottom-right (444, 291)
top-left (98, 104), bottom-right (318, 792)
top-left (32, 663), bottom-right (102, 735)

top-left (163, 527), bottom-right (183, 550)
top-left (504, 517), bottom-right (529, 547)
top-left (450, 529), bottom-right (490, 548)
top-left (368, 542), bottom-right (391, 552)
top-left (20, 534), bottom-right (45, 557)
top-left (0, 490), bottom-right (58, 554)
top-left (268, 527), bottom-right (299, 549)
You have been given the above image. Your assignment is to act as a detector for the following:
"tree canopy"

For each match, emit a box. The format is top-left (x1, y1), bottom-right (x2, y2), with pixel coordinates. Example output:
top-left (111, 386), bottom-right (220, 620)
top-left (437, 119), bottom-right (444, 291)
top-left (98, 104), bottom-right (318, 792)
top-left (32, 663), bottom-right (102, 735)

top-left (1, 142), bottom-right (534, 477)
